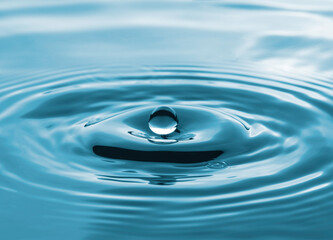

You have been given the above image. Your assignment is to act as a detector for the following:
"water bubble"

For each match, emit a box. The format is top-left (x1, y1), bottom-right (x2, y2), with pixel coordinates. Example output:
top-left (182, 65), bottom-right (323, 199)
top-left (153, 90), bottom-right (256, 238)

top-left (148, 106), bottom-right (178, 135)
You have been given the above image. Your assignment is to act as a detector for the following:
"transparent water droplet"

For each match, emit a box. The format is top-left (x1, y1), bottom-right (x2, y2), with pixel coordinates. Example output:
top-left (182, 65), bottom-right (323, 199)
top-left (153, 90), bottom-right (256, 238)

top-left (148, 106), bottom-right (178, 135)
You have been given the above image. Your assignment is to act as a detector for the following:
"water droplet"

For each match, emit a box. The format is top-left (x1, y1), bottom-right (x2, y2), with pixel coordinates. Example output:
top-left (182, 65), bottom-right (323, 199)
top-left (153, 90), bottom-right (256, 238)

top-left (148, 106), bottom-right (178, 135)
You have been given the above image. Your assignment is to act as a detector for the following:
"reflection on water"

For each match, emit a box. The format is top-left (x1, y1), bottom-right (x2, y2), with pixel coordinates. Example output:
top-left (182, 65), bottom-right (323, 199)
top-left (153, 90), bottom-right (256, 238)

top-left (0, 1), bottom-right (333, 240)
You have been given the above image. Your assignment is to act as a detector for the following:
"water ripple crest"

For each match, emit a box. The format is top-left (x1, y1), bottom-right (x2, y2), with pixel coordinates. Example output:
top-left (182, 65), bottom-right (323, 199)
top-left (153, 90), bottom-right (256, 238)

top-left (0, 65), bottom-right (332, 239)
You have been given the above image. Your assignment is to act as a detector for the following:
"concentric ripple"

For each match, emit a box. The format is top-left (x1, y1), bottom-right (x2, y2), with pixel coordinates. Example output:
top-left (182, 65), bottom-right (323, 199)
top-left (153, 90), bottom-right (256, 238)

top-left (0, 65), bottom-right (332, 239)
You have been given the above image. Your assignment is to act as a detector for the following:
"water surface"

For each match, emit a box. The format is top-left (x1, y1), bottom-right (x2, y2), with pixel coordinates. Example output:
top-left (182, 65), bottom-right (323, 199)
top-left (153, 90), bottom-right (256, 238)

top-left (0, 1), bottom-right (333, 240)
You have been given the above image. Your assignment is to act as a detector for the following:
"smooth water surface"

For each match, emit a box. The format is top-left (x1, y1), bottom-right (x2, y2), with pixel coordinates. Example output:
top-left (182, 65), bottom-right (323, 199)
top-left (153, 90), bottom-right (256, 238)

top-left (0, 1), bottom-right (333, 240)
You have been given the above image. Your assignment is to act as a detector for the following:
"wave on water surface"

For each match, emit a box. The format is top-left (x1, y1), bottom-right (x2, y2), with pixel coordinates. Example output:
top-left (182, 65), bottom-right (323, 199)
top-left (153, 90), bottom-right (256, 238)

top-left (0, 65), bottom-right (332, 239)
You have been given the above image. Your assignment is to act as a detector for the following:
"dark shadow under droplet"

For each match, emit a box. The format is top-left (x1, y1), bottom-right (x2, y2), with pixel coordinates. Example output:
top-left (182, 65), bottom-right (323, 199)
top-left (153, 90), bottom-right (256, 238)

top-left (93, 146), bottom-right (223, 163)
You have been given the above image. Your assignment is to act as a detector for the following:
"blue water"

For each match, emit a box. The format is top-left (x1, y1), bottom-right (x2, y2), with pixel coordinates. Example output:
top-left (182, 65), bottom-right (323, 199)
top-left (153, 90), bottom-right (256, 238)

top-left (1, 1), bottom-right (333, 240)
